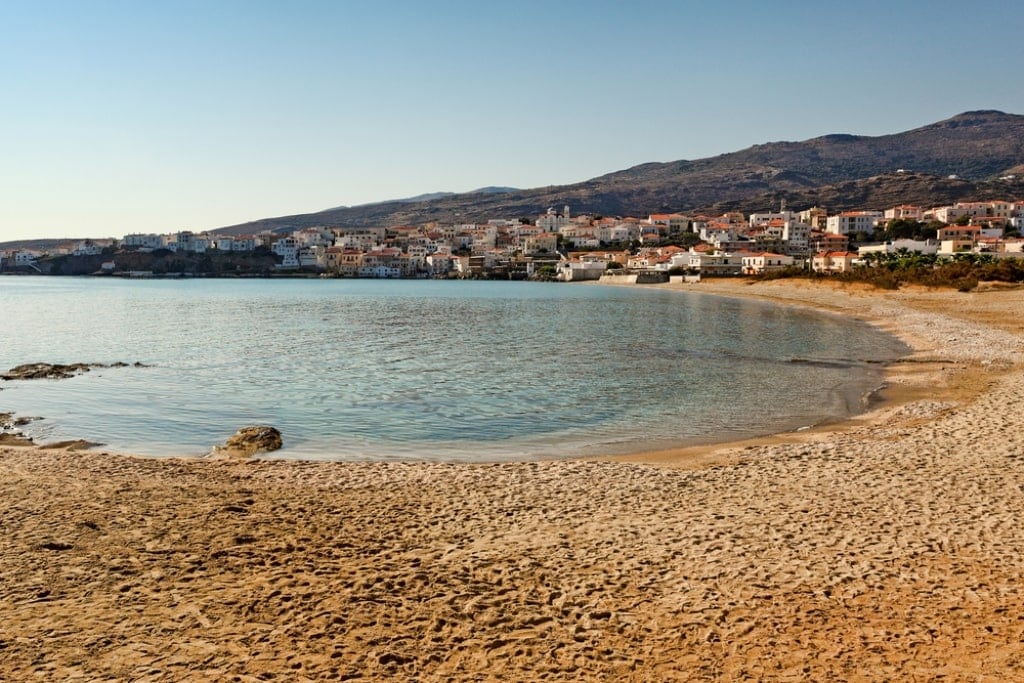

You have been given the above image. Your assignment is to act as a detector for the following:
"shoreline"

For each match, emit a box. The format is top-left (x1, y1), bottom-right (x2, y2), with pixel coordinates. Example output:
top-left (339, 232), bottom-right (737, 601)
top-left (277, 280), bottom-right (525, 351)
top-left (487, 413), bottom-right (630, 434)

top-left (591, 277), bottom-right (998, 467)
top-left (2, 278), bottom-right (923, 462)
top-left (3, 280), bottom-right (1024, 680)
top-left (0, 278), bottom-right (1013, 466)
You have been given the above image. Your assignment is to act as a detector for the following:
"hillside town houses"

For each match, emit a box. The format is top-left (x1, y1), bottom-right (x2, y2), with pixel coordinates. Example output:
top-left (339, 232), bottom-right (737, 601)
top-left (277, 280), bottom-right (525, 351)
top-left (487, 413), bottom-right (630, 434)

top-left (3, 199), bottom-right (1024, 279)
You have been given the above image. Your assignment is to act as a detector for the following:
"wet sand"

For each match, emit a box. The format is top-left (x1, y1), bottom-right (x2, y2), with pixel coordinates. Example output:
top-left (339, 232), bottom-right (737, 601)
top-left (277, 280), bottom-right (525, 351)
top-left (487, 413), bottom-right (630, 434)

top-left (2, 279), bottom-right (1023, 681)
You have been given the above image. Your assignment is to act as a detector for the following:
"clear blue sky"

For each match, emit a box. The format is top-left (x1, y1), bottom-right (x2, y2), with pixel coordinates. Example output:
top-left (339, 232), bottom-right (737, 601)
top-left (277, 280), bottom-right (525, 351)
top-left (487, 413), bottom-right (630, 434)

top-left (2, 0), bottom-right (1022, 241)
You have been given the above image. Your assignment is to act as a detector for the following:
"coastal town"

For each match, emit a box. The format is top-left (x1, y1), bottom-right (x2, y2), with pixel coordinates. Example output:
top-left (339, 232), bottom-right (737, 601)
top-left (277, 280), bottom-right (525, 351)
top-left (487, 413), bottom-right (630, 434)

top-left (3, 197), bottom-right (1024, 281)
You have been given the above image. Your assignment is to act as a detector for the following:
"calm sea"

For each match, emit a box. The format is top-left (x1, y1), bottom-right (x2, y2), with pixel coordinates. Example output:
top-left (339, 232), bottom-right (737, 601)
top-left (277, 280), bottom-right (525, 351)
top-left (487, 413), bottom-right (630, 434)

top-left (0, 277), bottom-right (908, 460)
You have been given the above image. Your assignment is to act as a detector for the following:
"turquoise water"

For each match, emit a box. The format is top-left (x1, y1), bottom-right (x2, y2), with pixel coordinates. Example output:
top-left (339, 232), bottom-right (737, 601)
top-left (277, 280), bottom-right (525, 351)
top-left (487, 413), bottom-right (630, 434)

top-left (0, 277), bottom-right (908, 460)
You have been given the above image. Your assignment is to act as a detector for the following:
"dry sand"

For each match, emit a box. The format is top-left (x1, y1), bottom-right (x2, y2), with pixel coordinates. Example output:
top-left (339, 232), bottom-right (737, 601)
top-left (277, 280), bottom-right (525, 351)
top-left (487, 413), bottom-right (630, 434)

top-left (2, 279), bottom-right (1023, 681)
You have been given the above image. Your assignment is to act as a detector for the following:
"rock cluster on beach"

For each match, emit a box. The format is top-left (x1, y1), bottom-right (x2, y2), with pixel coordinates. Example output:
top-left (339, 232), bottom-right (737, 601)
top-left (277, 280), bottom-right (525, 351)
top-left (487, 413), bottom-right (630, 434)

top-left (0, 413), bottom-right (35, 445)
top-left (1, 281), bottom-right (1023, 681)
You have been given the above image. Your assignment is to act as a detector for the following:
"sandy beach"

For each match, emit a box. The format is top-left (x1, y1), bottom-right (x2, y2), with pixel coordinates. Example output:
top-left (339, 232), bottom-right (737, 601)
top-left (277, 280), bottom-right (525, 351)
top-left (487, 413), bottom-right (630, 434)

top-left (2, 279), bottom-right (1023, 681)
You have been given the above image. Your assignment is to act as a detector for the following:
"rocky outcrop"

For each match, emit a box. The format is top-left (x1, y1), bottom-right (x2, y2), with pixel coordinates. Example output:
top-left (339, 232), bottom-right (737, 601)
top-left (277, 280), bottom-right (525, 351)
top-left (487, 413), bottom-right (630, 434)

top-left (0, 433), bottom-right (34, 446)
top-left (211, 426), bottom-right (283, 458)
top-left (1, 362), bottom-right (148, 381)
top-left (0, 413), bottom-right (35, 446)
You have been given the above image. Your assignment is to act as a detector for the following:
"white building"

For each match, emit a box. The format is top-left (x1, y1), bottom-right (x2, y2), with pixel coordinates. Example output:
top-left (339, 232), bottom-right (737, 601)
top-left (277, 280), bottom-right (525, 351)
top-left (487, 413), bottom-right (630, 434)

top-left (294, 227), bottom-right (335, 248)
top-left (272, 237), bottom-right (300, 269)
top-left (215, 236), bottom-right (236, 251)
top-left (557, 258), bottom-right (608, 281)
top-left (536, 206), bottom-right (571, 232)
top-left (596, 223), bottom-right (638, 244)
top-left (71, 240), bottom-right (103, 256)
top-left (812, 251), bottom-right (858, 273)
top-left (748, 211), bottom-right (795, 228)
top-left (13, 251), bottom-right (40, 266)
top-left (884, 205), bottom-right (923, 221)
top-left (335, 231), bottom-right (382, 250)
top-left (781, 221), bottom-right (811, 253)
top-left (191, 236), bottom-right (211, 253)
top-left (647, 213), bottom-right (691, 234)
top-left (232, 236), bottom-right (258, 252)
top-left (298, 246), bottom-right (325, 269)
top-left (700, 226), bottom-right (737, 244)
top-left (426, 253), bottom-right (453, 276)
top-left (688, 251), bottom-right (743, 275)
top-left (826, 211), bottom-right (884, 236)
top-left (741, 252), bottom-right (794, 274)
top-left (123, 233), bottom-right (164, 250)
top-left (858, 239), bottom-right (938, 256)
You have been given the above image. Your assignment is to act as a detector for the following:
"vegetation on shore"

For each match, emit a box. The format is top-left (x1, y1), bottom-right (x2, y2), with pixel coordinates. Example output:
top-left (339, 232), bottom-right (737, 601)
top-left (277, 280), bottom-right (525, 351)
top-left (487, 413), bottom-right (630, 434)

top-left (754, 253), bottom-right (1024, 291)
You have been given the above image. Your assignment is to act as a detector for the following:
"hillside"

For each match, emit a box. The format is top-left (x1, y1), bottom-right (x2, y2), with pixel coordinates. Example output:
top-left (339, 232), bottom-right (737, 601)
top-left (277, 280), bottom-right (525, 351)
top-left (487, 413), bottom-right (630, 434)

top-left (210, 110), bottom-right (1024, 235)
top-left (4, 111), bottom-right (1023, 251)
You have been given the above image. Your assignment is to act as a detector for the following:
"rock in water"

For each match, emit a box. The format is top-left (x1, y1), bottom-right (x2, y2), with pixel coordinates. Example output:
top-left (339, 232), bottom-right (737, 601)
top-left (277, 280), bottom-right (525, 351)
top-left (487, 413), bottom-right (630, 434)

top-left (213, 426), bottom-right (283, 458)
top-left (1, 362), bottom-right (150, 381)
top-left (1, 363), bottom-right (94, 380)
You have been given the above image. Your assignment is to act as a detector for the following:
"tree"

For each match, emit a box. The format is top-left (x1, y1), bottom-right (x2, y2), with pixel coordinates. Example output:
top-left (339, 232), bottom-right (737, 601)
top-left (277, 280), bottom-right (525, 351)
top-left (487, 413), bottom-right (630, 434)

top-left (533, 265), bottom-right (557, 281)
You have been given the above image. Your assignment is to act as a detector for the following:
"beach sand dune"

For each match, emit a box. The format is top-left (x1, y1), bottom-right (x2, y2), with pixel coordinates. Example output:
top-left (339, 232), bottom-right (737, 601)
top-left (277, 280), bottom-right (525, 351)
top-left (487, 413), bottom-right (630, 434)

top-left (2, 281), bottom-right (1022, 681)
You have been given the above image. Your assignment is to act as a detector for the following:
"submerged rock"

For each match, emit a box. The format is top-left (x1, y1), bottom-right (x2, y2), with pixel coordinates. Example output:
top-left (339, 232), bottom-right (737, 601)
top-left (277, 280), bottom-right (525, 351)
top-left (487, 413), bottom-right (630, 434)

top-left (212, 426), bottom-right (283, 458)
top-left (40, 440), bottom-right (104, 451)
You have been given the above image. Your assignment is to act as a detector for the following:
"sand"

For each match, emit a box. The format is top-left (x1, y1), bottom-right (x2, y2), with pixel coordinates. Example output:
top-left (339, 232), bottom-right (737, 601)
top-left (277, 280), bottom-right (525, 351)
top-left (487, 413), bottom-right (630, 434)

top-left (2, 279), bottom-right (1023, 681)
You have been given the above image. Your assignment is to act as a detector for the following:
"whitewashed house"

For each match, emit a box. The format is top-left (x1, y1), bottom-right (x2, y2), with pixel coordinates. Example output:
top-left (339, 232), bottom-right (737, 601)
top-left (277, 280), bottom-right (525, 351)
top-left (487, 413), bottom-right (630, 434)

top-left (272, 237), bottom-right (300, 269)
top-left (858, 239), bottom-right (938, 256)
top-left (522, 232), bottom-right (558, 256)
top-left (741, 252), bottom-right (794, 274)
top-left (232, 236), bottom-right (258, 252)
top-left (298, 246), bottom-right (325, 269)
top-left (748, 211), bottom-right (795, 228)
top-left (557, 256), bottom-right (609, 281)
top-left (426, 252), bottom-right (453, 276)
top-left (596, 223), bottom-right (638, 244)
top-left (781, 221), bottom-right (811, 253)
top-left (295, 227), bottom-right (335, 248)
top-left (123, 233), bottom-right (164, 251)
top-left (688, 251), bottom-right (743, 275)
top-left (72, 240), bottom-right (103, 256)
top-left (214, 236), bottom-right (236, 251)
top-left (826, 211), bottom-right (884, 236)
top-left (884, 205), bottom-right (923, 221)
top-left (13, 251), bottom-right (40, 267)
top-left (812, 251), bottom-right (858, 273)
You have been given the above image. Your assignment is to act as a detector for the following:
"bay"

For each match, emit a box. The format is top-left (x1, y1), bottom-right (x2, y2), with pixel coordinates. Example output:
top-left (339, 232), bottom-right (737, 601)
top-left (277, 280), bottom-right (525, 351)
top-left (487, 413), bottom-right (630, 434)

top-left (0, 276), bottom-right (909, 460)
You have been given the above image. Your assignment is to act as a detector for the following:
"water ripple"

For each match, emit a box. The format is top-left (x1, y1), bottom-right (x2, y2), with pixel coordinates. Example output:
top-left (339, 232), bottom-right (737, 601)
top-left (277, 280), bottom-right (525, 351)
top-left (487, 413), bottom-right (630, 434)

top-left (0, 278), bottom-right (909, 459)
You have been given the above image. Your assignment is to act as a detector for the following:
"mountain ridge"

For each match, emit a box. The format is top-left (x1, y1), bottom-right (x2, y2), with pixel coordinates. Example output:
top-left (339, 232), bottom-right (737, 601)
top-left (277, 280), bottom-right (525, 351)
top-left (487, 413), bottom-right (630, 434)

top-left (207, 110), bottom-right (1023, 236)
top-left (4, 111), bottom-right (1022, 250)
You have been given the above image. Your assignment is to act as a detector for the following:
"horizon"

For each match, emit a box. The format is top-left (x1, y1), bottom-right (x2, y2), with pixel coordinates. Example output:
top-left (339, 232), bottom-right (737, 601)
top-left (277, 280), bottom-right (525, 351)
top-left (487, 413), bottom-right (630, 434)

top-left (3, 0), bottom-right (1023, 242)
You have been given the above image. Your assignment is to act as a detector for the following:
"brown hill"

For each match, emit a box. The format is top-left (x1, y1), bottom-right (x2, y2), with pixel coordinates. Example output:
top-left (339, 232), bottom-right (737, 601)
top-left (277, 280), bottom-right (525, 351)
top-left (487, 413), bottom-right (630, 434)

top-left (211, 110), bottom-right (1024, 234)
